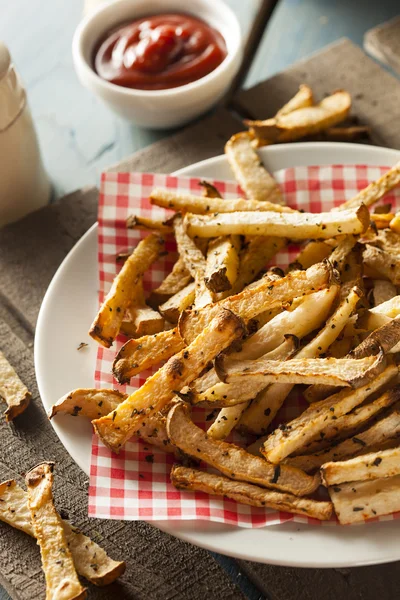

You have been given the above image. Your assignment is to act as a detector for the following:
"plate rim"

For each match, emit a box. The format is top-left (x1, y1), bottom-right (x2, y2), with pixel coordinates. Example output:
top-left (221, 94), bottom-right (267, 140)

top-left (35, 141), bottom-right (400, 567)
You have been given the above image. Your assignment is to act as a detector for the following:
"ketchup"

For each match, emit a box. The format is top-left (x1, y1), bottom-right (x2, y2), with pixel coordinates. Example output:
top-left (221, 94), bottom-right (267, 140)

top-left (94, 14), bottom-right (227, 90)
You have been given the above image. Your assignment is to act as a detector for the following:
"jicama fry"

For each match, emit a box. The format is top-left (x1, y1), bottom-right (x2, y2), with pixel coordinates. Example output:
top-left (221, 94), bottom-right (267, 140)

top-left (204, 236), bottom-right (240, 293)
top-left (239, 286), bottom-right (362, 434)
top-left (179, 260), bottom-right (335, 344)
top-left (292, 240), bottom-right (332, 270)
top-left (166, 402), bottom-right (320, 496)
top-left (0, 479), bottom-right (125, 586)
top-left (329, 474), bottom-right (400, 524)
top-left (26, 463), bottom-right (87, 600)
top-left (199, 180), bottom-right (222, 198)
top-left (121, 284), bottom-right (164, 337)
top-left (0, 350), bottom-right (31, 421)
top-left (275, 84), bottom-right (314, 118)
top-left (369, 280), bottom-right (397, 308)
top-left (184, 204), bottom-right (370, 239)
top-left (49, 388), bottom-right (125, 420)
top-left (93, 309), bottom-right (245, 452)
top-left (113, 328), bottom-right (185, 384)
top-left (159, 281), bottom-right (196, 323)
top-left (246, 91), bottom-right (351, 144)
top-left (390, 211), bottom-right (400, 233)
top-left (207, 337), bottom-right (297, 440)
top-left (261, 365), bottom-right (395, 464)
top-left (286, 402), bottom-right (400, 473)
top-left (321, 447), bottom-right (400, 487)
top-left (150, 189), bottom-right (294, 214)
top-left (171, 466), bottom-right (332, 520)
top-left (337, 161), bottom-right (400, 211)
top-left (90, 233), bottom-right (165, 347)
top-left (225, 132), bottom-right (283, 204)
top-left (363, 244), bottom-right (400, 285)
top-left (148, 257), bottom-right (192, 308)
top-left (126, 214), bottom-right (173, 233)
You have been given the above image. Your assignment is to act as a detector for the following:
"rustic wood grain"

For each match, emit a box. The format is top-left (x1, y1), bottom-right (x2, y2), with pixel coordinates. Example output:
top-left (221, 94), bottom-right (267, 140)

top-left (234, 38), bottom-right (400, 149)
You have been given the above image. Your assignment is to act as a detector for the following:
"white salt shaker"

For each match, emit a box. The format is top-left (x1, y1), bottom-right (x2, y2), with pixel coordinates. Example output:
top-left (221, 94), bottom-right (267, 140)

top-left (0, 42), bottom-right (50, 227)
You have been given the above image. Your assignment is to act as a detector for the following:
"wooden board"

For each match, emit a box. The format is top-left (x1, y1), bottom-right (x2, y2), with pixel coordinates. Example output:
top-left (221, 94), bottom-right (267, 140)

top-left (1, 39), bottom-right (400, 600)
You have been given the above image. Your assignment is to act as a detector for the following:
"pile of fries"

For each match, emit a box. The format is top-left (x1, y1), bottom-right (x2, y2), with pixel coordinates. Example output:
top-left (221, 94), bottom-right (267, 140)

top-left (49, 87), bottom-right (400, 526)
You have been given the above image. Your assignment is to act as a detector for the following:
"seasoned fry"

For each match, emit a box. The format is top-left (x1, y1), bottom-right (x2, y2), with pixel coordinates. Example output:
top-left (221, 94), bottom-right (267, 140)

top-left (90, 234), bottom-right (165, 347)
top-left (371, 213), bottom-right (395, 229)
top-left (49, 388), bottom-right (125, 420)
top-left (93, 308), bottom-right (245, 452)
top-left (390, 211), bottom-right (400, 234)
top-left (26, 463), bottom-right (87, 600)
top-left (233, 286), bottom-right (338, 361)
top-left (184, 204), bottom-right (370, 240)
top-left (0, 479), bottom-right (125, 586)
top-left (126, 214), bottom-right (173, 234)
top-left (150, 189), bottom-right (294, 215)
top-left (329, 475), bottom-right (400, 524)
top-left (321, 447), bottom-right (400, 487)
top-left (329, 235), bottom-right (358, 271)
top-left (286, 402), bottom-right (400, 473)
top-left (148, 257), bottom-right (192, 308)
top-left (207, 337), bottom-right (297, 440)
top-left (113, 328), bottom-right (185, 384)
top-left (299, 389), bottom-right (399, 455)
top-left (261, 365), bottom-right (395, 464)
top-left (337, 161), bottom-right (400, 211)
top-left (239, 286), bottom-right (362, 434)
top-left (171, 466), bottom-right (332, 520)
top-left (275, 84), bottom-right (314, 117)
top-left (363, 244), bottom-right (400, 285)
top-left (246, 91), bottom-right (351, 144)
top-left (293, 240), bottom-right (332, 270)
top-left (179, 260), bottom-right (335, 344)
top-left (166, 403), bottom-right (320, 496)
top-left (363, 295), bottom-right (400, 330)
top-left (0, 350), bottom-right (31, 421)
top-left (199, 180), bottom-right (222, 198)
top-left (369, 280), bottom-right (397, 308)
top-left (173, 215), bottom-right (213, 308)
top-left (204, 236), bottom-right (240, 293)
top-left (159, 281), bottom-right (196, 323)
top-left (225, 132), bottom-right (283, 204)
top-left (121, 284), bottom-right (165, 337)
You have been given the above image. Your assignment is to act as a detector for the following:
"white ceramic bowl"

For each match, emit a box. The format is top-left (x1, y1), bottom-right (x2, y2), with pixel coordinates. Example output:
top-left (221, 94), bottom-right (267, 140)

top-left (72, 0), bottom-right (242, 129)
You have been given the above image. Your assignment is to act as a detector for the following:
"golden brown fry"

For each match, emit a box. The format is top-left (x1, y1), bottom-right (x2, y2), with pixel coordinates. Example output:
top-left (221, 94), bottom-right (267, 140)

top-left (26, 463), bottom-right (87, 600)
top-left (261, 366), bottom-right (395, 464)
top-left (363, 244), bottom-right (400, 285)
top-left (126, 214), bottom-right (173, 233)
top-left (321, 446), bottom-right (400, 487)
top-left (171, 465), bottom-right (332, 520)
top-left (0, 480), bottom-right (125, 587)
top-left (337, 161), bottom-right (400, 211)
top-left (0, 350), bottom-right (31, 422)
top-left (159, 281), bottom-right (196, 323)
top-left (246, 91), bottom-right (351, 144)
top-left (204, 236), bottom-right (240, 293)
top-left (329, 474), bottom-right (400, 524)
top-left (179, 260), bottom-right (335, 344)
top-left (121, 284), bottom-right (165, 337)
top-left (93, 308), bottom-right (245, 452)
top-left (113, 328), bottom-right (185, 384)
top-left (150, 189), bottom-right (294, 215)
top-left (148, 257), bottom-right (192, 308)
top-left (184, 204), bottom-right (370, 240)
top-left (371, 213), bottom-right (394, 229)
top-left (166, 403), bottom-right (320, 496)
top-left (225, 132), bottom-right (283, 204)
top-left (286, 400), bottom-right (400, 473)
top-left (390, 211), bottom-right (400, 234)
top-left (49, 388), bottom-right (125, 420)
top-left (90, 234), bottom-right (165, 347)
top-left (292, 240), bottom-right (332, 270)
top-left (275, 84), bottom-right (314, 117)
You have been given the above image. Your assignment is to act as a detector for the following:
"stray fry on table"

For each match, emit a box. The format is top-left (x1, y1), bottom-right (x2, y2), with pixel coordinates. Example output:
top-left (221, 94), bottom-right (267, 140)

top-left (0, 350), bottom-right (31, 422)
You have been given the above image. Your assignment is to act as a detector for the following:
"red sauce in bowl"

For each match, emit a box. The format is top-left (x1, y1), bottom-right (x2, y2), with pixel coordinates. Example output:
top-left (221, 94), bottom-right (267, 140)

top-left (94, 13), bottom-right (227, 91)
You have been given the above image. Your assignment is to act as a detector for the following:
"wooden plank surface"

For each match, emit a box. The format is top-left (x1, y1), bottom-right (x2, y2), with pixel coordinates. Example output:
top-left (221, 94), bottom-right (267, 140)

top-left (364, 16), bottom-right (400, 75)
top-left (234, 38), bottom-right (400, 149)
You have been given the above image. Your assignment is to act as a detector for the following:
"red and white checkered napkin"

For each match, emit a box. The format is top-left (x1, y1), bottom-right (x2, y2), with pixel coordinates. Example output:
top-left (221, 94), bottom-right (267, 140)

top-left (89, 166), bottom-right (400, 527)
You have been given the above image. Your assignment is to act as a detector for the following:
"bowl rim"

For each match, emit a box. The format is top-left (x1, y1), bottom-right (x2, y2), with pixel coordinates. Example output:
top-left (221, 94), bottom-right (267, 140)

top-left (72, 0), bottom-right (242, 99)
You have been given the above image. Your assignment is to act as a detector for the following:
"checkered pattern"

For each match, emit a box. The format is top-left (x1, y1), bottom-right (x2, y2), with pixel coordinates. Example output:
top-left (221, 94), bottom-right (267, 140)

top-left (89, 166), bottom-right (400, 527)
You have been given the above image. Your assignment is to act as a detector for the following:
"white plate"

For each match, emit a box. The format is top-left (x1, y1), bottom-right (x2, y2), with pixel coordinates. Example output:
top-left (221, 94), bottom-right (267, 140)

top-left (35, 142), bottom-right (400, 567)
